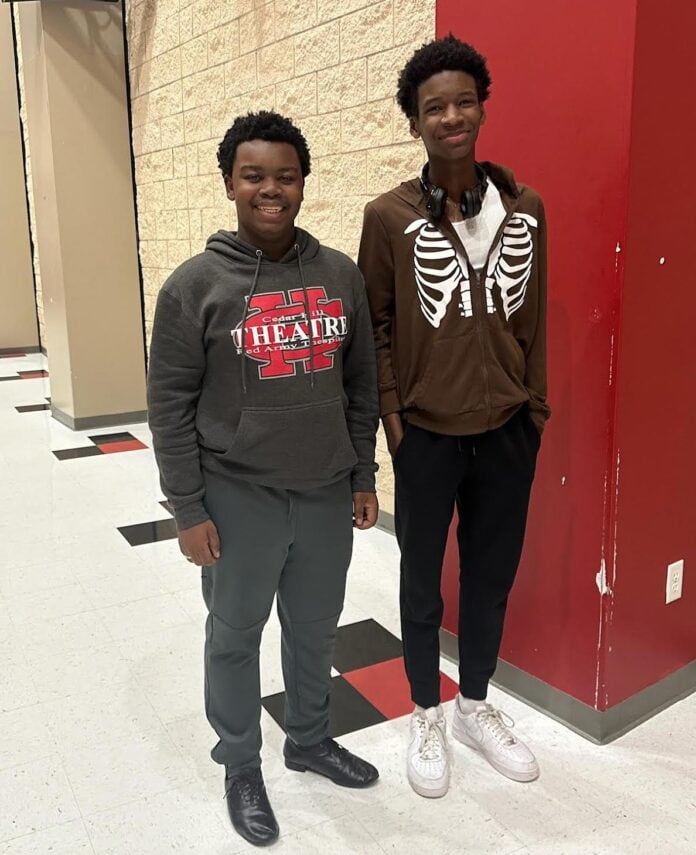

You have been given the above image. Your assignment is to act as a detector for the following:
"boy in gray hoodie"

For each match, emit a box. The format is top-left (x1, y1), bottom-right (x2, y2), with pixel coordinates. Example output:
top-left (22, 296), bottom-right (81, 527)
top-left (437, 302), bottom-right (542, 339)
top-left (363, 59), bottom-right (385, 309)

top-left (147, 111), bottom-right (380, 847)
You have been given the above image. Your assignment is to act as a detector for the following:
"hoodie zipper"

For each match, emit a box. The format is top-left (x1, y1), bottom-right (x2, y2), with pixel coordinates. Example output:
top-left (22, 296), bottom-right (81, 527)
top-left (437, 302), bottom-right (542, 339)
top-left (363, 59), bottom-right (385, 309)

top-left (440, 194), bottom-right (522, 429)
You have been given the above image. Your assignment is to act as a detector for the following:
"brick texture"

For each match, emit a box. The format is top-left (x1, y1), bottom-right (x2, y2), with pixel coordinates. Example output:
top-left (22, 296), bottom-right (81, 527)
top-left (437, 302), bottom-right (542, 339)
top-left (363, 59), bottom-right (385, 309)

top-left (123, 0), bottom-right (436, 498)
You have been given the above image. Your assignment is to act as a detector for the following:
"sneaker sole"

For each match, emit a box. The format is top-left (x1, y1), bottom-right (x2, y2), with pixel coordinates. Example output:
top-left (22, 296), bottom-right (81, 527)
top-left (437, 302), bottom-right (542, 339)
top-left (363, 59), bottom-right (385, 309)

top-left (408, 778), bottom-right (449, 799)
top-left (451, 721), bottom-right (539, 783)
top-left (407, 768), bottom-right (450, 799)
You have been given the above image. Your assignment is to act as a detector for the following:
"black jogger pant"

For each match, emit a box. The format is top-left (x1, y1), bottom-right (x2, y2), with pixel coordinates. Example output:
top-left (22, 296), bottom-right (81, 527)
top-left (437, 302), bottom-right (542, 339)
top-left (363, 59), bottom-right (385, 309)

top-left (394, 407), bottom-right (540, 708)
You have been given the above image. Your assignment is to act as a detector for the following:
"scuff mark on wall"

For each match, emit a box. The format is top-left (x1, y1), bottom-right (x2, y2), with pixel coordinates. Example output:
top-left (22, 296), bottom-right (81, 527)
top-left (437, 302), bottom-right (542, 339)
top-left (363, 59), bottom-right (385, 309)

top-left (611, 450), bottom-right (621, 588)
top-left (594, 468), bottom-right (610, 707)
top-left (594, 607), bottom-right (604, 708)
top-left (595, 558), bottom-right (612, 596)
top-left (608, 332), bottom-right (615, 386)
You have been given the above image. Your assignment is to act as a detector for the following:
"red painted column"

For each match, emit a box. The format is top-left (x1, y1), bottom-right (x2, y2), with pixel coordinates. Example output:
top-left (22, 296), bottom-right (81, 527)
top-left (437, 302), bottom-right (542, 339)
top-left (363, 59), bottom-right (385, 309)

top-left (601, 2), bottom-right (696, 706)
top-left (437, 0), bottom-right (696, 711)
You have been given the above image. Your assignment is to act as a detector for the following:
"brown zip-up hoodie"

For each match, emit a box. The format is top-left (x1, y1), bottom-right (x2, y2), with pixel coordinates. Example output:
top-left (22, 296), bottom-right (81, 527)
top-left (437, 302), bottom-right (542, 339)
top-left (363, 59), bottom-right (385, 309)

top-left (357, 161), bottom-right (550, 436)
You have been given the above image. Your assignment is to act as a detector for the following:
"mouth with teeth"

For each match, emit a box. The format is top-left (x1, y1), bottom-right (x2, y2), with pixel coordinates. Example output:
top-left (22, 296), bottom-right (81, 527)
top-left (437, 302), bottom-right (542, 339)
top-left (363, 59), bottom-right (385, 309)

top-left (255, 204), bottom-right (286, 218)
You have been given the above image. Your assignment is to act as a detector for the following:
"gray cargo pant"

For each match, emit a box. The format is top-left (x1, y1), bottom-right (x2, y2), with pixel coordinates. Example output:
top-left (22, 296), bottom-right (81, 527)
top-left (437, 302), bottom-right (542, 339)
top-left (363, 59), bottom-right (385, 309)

top-left (201, 470), bottom-right (353, 772)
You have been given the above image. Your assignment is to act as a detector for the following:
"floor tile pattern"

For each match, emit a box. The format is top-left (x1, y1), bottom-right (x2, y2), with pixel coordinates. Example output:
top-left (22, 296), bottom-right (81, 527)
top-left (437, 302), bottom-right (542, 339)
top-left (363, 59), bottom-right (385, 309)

top-left (1, 353), bottom-right (695, 854)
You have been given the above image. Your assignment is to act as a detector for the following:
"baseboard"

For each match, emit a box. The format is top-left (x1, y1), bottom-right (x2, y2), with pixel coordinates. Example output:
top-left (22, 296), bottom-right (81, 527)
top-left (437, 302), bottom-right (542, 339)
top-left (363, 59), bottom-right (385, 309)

top-left (51, 406), bottom-right (148, 431)
top-left (0, 345), bottom-right (41, 354)
top-left (377, 509), bottom-right (395, 534)
top-left (439, 628), bottom-right (696, 744)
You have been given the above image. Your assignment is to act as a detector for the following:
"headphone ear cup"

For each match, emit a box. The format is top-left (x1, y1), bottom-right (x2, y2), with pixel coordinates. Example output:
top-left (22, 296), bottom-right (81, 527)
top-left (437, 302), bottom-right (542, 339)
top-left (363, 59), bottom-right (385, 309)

top-left (428, 185), bottom-right (447, 220)
top-left (461, 188), bottom-right (483, 220)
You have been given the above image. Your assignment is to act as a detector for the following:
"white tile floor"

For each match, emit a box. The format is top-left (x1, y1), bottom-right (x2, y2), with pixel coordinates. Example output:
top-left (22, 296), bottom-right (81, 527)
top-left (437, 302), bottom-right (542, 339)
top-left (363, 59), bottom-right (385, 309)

top-left (1, 353), bottom-right (695, 854)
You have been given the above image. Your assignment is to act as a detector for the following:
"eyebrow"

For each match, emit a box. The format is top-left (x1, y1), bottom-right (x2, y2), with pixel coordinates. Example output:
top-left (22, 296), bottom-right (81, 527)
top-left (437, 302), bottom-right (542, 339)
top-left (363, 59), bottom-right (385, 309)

top-left (238, 164), bottom-right (299, 172)
top-left (422, 90), bottom-right (477, 105)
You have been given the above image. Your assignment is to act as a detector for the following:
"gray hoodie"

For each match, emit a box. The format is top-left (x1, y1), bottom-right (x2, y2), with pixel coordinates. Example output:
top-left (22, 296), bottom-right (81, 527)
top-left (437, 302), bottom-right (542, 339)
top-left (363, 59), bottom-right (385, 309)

top-left (147, 228), bottom-right (379, 529)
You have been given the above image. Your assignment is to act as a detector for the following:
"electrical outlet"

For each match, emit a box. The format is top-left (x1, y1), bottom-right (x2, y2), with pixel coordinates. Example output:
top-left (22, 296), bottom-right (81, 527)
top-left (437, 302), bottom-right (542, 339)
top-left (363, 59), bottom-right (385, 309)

top-left (666, 560), bottom-right (684, 604)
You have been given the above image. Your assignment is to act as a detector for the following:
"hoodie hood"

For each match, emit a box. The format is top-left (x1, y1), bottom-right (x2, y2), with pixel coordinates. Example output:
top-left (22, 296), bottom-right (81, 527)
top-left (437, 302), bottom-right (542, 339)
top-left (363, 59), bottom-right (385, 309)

top-left (204, 226), bottom-right (321, 266)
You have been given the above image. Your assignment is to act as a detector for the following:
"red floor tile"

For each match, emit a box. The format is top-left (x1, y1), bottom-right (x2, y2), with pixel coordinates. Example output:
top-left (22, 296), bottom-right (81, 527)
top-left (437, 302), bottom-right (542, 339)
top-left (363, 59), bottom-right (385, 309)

top-left (19, 370), bottom-right (49, 379)
top-left (343, 657), bottom-right (459, 720)
top-left (96, 439), bottom-right (148, 454)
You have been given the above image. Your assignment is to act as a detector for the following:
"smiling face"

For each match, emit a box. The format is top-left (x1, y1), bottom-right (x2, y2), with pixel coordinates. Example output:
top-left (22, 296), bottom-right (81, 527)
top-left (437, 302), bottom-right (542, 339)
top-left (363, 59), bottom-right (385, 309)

top-left (224, 140), bottom-right (304, 257)
top-left (410, 70), bottom-right (485, 163)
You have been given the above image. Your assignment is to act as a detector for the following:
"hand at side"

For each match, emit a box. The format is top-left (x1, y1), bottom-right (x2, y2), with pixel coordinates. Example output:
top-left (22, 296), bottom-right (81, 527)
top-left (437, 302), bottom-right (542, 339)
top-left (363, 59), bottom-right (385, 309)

top-left (353, 492), bottom-right (379, 530)
top-left (178, 519), bottom-right (220, 566)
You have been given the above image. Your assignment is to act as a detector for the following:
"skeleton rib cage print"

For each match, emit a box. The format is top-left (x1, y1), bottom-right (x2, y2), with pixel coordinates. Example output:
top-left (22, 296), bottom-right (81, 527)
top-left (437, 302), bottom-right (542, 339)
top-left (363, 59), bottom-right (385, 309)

top-left (404, 212), bottom-right (538, 328)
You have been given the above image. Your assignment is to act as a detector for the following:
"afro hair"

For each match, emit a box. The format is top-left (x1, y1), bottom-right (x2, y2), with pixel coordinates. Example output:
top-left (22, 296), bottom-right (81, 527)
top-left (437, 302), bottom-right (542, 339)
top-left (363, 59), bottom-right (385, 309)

top-left (216, 110), bottom-right (311, 179)
top-left (396, 35), bottom-right (492, 118)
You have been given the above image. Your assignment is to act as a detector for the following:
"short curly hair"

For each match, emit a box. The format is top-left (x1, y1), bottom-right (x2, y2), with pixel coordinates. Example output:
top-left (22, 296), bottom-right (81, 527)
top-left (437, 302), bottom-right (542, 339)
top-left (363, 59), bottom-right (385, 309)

top-left (216, 110), bottom-right (311, 178)
top-left (397, 35), bottom-right (492, 118)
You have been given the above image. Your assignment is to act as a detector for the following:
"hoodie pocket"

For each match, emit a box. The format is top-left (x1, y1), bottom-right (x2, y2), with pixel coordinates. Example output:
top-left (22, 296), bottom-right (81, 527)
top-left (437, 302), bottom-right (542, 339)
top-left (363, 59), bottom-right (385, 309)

top-left (224, 397), bottom-right (358, 486)
top-left (486, 329), bottom-right (529, 407)
top-left (412, 335), bottom-right (486, 417)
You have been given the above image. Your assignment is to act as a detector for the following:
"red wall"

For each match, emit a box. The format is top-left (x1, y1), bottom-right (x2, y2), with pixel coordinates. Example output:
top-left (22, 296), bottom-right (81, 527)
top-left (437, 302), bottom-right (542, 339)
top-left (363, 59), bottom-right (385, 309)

top-left (602, 1), bottom-right (696, 705)
top-left (437, 0), bottom-right (638, 707)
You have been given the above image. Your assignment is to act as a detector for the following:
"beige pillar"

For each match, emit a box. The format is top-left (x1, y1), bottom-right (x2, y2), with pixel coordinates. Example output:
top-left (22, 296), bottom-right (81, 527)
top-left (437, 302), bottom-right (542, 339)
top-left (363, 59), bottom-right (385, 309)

top-left (15, 0), bottom-right (146, 429)
top-left (0, 5), bottom-right (39, 353)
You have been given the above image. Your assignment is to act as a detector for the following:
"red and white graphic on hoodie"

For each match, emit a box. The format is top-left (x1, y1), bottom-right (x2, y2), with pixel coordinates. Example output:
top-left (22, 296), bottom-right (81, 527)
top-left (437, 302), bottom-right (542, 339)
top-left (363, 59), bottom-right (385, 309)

top-left (230, 287), bottom-right (347, 378)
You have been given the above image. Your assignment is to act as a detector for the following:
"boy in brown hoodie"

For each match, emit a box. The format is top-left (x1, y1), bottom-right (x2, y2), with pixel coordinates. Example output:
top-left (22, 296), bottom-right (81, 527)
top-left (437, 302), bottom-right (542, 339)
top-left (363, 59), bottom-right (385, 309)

top-left (358, 35), bottom-right (549, 798)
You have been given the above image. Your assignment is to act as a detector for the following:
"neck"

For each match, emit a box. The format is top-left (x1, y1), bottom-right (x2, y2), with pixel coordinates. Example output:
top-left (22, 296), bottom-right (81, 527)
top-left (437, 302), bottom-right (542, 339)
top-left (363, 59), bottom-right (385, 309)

top-left (237, 225), bottom-right (295, 262)
top-left (427, 153), bottom-right (478, 200)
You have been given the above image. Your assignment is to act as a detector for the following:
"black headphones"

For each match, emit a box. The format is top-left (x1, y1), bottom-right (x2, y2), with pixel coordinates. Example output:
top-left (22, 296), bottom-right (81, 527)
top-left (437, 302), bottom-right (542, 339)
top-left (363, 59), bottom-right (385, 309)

top-left (420, 162), bottom-right (489, 222)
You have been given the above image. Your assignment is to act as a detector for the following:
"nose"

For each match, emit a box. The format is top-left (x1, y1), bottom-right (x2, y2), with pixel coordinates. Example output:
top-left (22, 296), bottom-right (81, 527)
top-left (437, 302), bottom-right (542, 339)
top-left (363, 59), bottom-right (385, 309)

top-left (259, 177), bottom-right (281, 197)
top-left (441, 103), bottom-right (463, 126)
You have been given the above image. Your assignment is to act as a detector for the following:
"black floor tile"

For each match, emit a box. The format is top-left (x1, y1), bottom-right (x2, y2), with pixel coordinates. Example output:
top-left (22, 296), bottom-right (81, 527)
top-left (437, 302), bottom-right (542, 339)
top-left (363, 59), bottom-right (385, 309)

top-left (88, 431), bottom-right (135, 444)
top-left (0, 376), bottom-right (19, 382)
top-left (332, 619), bottom-right (403, 674)
top-left (159, 500), bottom-right (173, 515)
top-left (53, 446), bottom-right (103, 460)
top-left (118, 517), bottom-right (178, 547)
top-left (262, 676), bottom-right (387, 739)
top-left (16, 403), bottom-right (51, 412)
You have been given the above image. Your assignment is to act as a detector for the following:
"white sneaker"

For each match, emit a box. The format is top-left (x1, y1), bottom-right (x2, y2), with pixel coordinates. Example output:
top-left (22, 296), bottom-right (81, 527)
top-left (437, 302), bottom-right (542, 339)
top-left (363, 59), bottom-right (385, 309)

top-left (406, 705), bottom-right (450, 798)
top-left (452, 698), bottom-right (539, 782)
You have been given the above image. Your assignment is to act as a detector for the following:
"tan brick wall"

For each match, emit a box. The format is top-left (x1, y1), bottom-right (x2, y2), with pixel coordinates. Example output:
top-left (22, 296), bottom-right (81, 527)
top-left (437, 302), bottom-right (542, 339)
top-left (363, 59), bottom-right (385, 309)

top-left (125, 0), bottom-right (435, 513)
top-left (11, 9), bottom-right (44, 348)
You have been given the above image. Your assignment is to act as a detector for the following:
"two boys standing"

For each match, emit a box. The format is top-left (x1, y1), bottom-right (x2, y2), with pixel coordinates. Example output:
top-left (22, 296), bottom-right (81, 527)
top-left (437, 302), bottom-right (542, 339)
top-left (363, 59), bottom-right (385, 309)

top-left (148, 36), bottom-right (549, 847)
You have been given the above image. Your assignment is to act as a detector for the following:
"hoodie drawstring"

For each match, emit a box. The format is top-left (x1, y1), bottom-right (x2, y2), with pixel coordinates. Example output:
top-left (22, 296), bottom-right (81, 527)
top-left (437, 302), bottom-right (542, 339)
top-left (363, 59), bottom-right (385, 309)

top-left (295, 245), bottom-right (315, 390)
top-left (240, 249), bottom-right (263, 394)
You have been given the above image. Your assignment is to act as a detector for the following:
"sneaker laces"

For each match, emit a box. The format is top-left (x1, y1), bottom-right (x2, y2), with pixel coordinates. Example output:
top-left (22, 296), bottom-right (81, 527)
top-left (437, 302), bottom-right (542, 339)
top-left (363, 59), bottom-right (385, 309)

top-left (476, 704), bottom-right (517, 747)
top-left (416, 712), bottom-right (445, 761)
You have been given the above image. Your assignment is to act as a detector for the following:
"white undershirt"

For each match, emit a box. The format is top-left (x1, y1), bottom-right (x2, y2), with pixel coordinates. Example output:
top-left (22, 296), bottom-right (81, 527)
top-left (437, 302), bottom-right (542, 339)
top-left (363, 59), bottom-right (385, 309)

top-left (451, 180), bottom-right (506, 271)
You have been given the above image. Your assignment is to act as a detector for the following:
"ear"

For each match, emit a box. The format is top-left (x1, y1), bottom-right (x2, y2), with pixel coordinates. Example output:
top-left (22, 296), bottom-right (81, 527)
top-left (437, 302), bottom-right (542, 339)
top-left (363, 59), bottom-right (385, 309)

top-left (224, 175), bottom-right (235, 201)
top-left (480, 107), bottom-right (487, 125)
top-left (409, 116), bottom-right (420, 140)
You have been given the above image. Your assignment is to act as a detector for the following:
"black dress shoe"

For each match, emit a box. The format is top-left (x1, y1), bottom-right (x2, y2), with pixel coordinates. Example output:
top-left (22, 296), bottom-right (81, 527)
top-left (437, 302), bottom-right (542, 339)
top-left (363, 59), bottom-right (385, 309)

top-left (283, 737), bottom-right (379, 788)
top-left (224, 767), bottom-right (279, 847)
